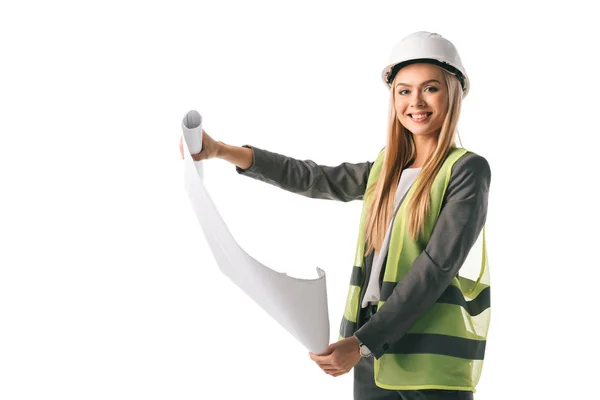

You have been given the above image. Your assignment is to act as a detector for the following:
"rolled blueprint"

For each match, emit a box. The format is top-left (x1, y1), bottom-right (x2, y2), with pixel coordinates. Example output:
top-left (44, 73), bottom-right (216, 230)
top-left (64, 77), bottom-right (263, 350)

top-left (181, 110), bottom-right (330, 354)
top-left (182, 110), bottom-right (204, 181)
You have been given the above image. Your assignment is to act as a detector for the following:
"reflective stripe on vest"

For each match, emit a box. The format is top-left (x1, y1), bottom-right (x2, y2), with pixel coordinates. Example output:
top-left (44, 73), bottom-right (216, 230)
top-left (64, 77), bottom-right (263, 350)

top-left (339, 147), bottom-right (491, 391)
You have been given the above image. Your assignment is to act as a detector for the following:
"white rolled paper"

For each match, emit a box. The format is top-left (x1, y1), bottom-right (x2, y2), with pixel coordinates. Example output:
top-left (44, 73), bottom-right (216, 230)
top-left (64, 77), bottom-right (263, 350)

top-left (181, 110), bottom-right (330, 354)
top-left (182, 110), bottom-right (203, 154)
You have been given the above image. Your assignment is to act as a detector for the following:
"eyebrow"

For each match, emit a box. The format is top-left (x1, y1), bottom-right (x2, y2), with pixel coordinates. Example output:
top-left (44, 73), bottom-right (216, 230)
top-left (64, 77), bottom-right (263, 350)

top-left (395, 79), bottom-right (441, 89)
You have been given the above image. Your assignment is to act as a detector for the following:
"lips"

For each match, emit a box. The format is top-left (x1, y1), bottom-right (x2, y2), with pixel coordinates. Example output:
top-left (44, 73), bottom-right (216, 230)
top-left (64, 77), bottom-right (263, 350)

top-left (409, 112), bottom-right (432, 122)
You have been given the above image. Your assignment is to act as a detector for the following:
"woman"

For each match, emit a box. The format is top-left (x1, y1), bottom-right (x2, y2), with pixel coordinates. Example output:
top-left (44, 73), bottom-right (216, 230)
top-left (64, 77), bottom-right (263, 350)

top-left (179, 31), bottom-right (491, 400)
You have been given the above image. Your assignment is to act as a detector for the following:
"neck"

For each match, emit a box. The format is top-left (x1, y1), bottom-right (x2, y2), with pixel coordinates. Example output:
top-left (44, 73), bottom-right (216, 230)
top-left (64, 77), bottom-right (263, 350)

top-left (410, 133), bottom-right (439, 168)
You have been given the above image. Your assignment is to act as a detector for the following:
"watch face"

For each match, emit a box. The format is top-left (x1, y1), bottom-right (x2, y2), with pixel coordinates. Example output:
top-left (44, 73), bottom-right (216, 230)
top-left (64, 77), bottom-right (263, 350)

top-left (360, 344), bottom-right (372, 357)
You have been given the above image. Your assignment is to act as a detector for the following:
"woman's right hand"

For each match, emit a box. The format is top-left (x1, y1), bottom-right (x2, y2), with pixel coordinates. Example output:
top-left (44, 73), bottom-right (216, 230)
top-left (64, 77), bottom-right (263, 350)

top-left (179, 129), bottom-right (221, 161)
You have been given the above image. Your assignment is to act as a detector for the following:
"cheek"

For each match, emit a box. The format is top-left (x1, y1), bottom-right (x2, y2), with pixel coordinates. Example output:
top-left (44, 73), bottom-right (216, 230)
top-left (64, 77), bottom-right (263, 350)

top-left (436, 104), bottom-right (449, 122)
top-left (433, 94), bottom-right (448, 112)
top-left (394, 99), bottom-right (407, 115)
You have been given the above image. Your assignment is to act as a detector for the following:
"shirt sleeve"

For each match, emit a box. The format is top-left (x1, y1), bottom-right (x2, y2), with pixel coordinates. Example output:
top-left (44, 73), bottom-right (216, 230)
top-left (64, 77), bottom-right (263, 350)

top-left (354, 152), bottom-right (491, 358)
top-left (235, 145), bottom-right (374, 202)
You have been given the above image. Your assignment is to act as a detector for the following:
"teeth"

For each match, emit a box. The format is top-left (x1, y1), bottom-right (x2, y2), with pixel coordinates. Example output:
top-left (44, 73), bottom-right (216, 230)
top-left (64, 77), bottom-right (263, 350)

top-left (411, 113), bottom-right (429, 119)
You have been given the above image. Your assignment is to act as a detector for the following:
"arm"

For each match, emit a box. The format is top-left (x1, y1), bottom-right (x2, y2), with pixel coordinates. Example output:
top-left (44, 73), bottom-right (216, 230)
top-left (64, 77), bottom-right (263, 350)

top-left (354, 153), bottom-right (491, 358)
top-left (232, 144), bottom-right (373, 202)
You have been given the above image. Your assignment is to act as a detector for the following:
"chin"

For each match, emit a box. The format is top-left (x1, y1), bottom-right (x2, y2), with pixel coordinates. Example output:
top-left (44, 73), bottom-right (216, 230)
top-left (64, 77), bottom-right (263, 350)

top-left (409, 129), bottom-right (438, 137)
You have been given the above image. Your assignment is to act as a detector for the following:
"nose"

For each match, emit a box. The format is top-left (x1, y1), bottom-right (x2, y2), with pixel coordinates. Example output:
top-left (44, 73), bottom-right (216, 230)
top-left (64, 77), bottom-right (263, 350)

top-left (411, 91), bottom-right (426, 108)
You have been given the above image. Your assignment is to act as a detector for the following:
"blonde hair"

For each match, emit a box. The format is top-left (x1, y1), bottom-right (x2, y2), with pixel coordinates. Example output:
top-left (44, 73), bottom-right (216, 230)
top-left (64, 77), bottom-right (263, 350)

top-left (364, 66), bottom-right (463, 256)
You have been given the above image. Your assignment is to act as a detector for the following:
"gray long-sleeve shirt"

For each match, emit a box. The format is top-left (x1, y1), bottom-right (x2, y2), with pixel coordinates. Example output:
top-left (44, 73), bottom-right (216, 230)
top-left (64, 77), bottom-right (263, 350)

top-left (235, 144), bottom-right (491, 359)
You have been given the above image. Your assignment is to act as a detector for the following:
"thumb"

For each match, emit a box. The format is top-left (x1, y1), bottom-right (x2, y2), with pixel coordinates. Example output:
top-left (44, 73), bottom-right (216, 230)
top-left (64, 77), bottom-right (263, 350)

top-left (191, 151), bottom-right (205, 162)
top-left (318, 344), bottom-right (335, 356)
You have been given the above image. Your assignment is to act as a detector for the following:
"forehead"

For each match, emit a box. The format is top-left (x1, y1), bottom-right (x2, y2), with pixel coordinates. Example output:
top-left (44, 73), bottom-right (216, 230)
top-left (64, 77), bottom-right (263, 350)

top-left (394, 63), bottom-right (444, 83)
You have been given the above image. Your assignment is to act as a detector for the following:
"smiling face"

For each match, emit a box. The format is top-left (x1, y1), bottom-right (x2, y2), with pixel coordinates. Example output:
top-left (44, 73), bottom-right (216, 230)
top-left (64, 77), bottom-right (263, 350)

top-left (393, 63), bottom-right (449, 138)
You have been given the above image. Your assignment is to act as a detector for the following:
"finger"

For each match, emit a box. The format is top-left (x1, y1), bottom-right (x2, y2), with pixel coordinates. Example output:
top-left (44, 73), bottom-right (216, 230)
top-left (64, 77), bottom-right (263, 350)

top-left (320, 367), bottom-right (337, 375)
top-left (321, 366), bottom-right (338, 373)
top-left (310, 353), bottom-right (328, 363)
top-left (316, 363), bottom-right (336, 371)
top-left (313, 358), bottom-right (333, 367)
top-left (312, 357), bottom-right (334, 368)
top-left (179, 137), bottom-right (184, 159)
top-left (325, 368), bottom-right (343, 376)
top-left (331, 370), bottom-right (348, 377)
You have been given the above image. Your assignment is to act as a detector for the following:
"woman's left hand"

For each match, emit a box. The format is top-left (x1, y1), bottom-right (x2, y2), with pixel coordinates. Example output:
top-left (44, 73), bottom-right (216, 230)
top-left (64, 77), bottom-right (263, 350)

top-left (309, 336), bottom-right (361, 377)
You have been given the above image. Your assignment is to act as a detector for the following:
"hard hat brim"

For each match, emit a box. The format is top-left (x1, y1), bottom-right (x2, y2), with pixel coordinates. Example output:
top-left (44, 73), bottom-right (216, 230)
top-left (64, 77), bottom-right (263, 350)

top-left (382, 58), bottom-right (469, 98)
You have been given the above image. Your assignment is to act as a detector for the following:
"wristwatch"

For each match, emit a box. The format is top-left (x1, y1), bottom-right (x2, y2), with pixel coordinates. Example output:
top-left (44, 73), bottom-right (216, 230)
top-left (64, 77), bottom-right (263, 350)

top-left (359, 342), bottom-right (372, 358)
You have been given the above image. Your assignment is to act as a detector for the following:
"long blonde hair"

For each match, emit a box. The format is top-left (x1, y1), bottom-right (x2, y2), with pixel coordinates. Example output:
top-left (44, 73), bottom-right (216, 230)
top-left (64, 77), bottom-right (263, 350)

top-left (364, 66), bottom-right (463, 256)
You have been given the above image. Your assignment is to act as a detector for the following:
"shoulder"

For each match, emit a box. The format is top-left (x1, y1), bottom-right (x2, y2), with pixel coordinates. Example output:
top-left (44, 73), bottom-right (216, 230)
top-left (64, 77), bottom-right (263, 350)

top-left (445, 151), bottom-right (491, 201)
top-left (368, 147), bottom-right (387, 171)
top-left (451, 150), bottom-right (491, 183)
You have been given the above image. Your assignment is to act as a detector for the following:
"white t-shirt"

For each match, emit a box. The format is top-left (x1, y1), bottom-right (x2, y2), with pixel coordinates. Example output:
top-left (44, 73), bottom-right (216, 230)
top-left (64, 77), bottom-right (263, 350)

top-left (361, 167), bottom-right (422, 308)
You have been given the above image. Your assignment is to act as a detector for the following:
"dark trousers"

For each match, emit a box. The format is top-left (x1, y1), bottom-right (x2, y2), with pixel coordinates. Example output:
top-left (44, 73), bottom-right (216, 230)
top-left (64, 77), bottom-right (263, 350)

top-left (354, 307), bottom-right (473, 400)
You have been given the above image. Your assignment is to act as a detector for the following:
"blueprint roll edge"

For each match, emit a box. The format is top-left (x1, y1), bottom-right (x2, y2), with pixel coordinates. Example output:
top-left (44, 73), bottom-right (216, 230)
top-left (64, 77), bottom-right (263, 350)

top-left (182, 110), bottom-right (203, 153)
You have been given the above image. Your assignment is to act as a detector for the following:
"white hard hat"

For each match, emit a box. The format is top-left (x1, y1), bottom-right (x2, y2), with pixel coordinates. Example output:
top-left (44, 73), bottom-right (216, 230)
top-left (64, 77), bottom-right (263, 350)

top-left (381, 31), bottom-right (469, 98)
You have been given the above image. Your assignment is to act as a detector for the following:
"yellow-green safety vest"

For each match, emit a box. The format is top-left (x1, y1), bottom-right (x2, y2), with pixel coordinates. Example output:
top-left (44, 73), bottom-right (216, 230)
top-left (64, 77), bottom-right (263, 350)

top-left (339, 147), bottom-right (490, 391)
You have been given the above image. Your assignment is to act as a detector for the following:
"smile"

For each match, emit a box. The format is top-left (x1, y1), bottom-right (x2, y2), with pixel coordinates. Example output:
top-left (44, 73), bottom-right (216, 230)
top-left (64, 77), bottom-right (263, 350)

top-left (409, 113), bottom-right (432, 123)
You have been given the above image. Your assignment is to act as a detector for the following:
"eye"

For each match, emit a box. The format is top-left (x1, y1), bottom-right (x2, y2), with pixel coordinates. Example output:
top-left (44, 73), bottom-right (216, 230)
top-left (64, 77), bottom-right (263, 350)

top-left (425, 86), bottom-right (439, 93)
top-left (398, 89), bottom-right (409, 95)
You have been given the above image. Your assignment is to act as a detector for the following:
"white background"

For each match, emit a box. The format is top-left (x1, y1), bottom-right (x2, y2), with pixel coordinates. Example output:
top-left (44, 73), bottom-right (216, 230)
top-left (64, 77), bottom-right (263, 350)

top-left (1, 1), bottom-right (598, 399)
